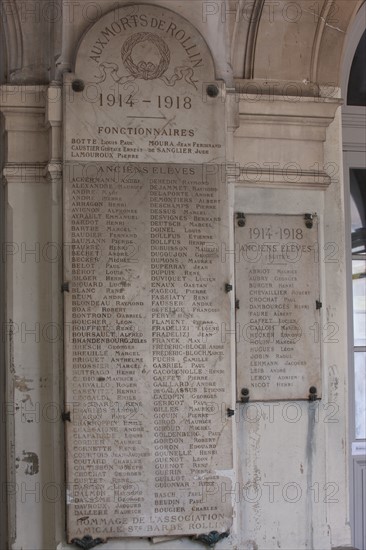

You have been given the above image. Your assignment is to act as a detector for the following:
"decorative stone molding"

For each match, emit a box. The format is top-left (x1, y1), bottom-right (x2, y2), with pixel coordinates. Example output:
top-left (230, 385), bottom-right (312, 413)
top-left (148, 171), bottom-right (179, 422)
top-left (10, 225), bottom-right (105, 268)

top-left (342, 111), bottom-right (366, 152)
top-left (232, 78), bottom-right (321, 98)
top-left (232, 90), bottom-right (342, 189)
top-left (44, 162), bottom-right (62, 185)
top-left (235, 93), bottom-right (342, 140)
top-left (236, 167), bottom-right (331, 189)
top-left (2, 162), bottom-right (48, 185)
top-left (0, 85), bottom-right (48, 167)
top-left (0, 84), bottom-right (47, 109)
top-left (46, 82), bottom-right (62, 163)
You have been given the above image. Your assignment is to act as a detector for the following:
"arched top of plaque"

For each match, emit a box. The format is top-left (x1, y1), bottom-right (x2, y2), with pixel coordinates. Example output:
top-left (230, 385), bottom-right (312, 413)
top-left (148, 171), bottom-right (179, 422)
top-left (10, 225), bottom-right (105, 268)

top-left (65, 4), bottom-right (225, 164)
top-left (74, 4), bottom-right (218, 82)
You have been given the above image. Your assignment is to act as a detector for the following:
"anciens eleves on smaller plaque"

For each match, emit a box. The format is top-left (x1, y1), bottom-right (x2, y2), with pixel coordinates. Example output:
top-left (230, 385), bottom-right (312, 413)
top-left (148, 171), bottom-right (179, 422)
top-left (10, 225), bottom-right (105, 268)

top-left (235, 213), bottom-right (322, 402)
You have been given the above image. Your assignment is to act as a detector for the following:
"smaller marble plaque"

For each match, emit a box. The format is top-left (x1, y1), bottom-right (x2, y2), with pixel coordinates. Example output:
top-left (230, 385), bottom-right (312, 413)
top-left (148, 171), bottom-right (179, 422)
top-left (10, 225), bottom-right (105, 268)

top-left (235, 214), bottom-right (322, 401)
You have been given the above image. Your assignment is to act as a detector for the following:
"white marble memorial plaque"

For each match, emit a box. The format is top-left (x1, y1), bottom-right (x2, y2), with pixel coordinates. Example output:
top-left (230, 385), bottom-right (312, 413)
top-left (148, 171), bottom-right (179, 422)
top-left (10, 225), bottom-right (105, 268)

top-left (64, 4), bottom-right (225, 164)
top-left (235, 214), bottom-right (322, 401)
top-left (64, 4), bottom-right (233, 542)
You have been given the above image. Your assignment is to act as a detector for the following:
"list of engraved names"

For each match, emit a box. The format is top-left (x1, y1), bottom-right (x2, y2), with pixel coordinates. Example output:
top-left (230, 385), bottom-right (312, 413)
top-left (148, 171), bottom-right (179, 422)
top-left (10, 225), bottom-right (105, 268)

top-left (236, 214), bottom-right (321, 401)
top-left (64, 162), bottom-right (232, 538)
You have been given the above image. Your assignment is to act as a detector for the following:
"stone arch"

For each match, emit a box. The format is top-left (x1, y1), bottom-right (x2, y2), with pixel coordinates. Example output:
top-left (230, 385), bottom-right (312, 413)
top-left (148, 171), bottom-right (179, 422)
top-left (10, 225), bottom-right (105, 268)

top-left (0, 0), bottom-right (58, 83)
top-left (341, 0), bottom-right (366, 97)
top-left (314, 0), bottom-right (364, 86)
top-left (231, 0), bottom-right (365, 88)
top-left (0, 0), bottom-right (23, 82)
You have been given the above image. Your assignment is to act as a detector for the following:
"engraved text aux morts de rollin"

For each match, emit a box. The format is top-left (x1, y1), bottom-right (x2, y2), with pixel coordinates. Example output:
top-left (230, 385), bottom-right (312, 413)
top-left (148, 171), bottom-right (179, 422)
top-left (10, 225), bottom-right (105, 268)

top-left (89, 14), bottom-right (203, 68)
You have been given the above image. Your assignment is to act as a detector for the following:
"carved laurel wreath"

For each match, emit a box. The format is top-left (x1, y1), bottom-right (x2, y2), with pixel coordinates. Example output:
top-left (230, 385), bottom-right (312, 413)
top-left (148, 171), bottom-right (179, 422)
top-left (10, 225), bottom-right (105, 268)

top-left (121, 32), bottom-right (171, 80)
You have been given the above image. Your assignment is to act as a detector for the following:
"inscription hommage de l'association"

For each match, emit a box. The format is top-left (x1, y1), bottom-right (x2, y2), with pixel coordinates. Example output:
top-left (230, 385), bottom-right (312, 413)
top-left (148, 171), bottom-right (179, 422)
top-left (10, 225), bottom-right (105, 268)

top-left (89, 14), bottom-right (203, 67)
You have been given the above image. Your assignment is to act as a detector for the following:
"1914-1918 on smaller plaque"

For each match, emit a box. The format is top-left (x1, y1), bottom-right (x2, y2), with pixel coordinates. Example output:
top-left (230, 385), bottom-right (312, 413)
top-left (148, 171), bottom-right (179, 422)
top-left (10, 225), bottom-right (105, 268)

top-left (235, 214), bottom-right (322, 402)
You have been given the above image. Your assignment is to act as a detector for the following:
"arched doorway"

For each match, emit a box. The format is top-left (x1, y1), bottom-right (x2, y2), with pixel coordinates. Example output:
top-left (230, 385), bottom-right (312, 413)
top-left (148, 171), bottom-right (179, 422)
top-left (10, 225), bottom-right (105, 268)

top-left (0, 14), bottom-right (8, 550)
top-left (342, 4), bottom-right (366, 549)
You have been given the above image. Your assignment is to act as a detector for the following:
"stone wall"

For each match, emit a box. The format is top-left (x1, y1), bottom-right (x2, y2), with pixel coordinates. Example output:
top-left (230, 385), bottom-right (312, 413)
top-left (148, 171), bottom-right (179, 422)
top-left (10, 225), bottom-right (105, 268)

top-left (0, 1), bottom-right (364, 549)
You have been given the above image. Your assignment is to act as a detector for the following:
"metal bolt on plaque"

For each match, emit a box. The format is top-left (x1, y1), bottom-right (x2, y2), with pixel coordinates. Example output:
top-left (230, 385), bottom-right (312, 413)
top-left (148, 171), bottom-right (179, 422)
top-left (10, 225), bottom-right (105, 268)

top-left (193, 530), bottom-right (230, 547)
top-left (237, 212), bottom-right (246, 227)
top-left (304, 213), bottom-right (314, 228)
top-left (71, 79), bottom-right (85, 92)
top-left (241, 388), bottom-right (250, 403)
top-left (61, 411), bottom-right (71, 422)
top-left (71, 535), bottom-right (105, 549)
top-left (309, 386), bottom-right (318, 401)
top-left (206, 84), bottom-right (219, 97)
